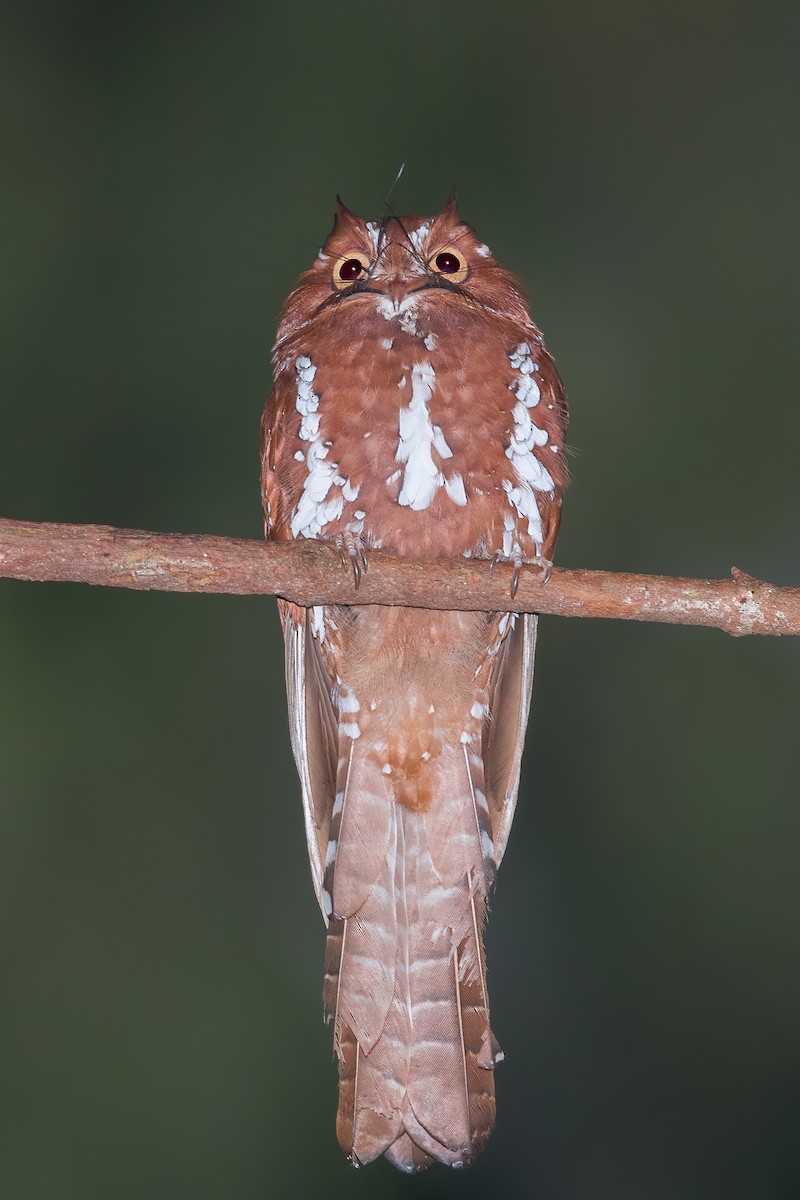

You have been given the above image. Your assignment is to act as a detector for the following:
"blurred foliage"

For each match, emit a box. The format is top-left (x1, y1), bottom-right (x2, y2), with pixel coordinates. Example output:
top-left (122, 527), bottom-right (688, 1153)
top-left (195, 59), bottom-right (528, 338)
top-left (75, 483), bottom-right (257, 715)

top-left (1, 2), bottom-right (798, 1197)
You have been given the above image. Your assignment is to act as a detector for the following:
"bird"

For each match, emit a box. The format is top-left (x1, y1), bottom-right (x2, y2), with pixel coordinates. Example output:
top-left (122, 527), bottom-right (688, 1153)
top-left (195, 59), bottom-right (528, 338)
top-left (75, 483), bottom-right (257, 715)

top-left (260, 195), bottom-right (569, 1172)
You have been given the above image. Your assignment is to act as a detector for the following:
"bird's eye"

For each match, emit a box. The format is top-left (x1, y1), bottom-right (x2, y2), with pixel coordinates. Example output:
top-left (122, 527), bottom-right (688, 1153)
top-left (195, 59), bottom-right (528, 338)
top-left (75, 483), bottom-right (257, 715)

top-left (334, 253), bottom-right (371, 289)
top-left (428, 247), bottom-right (469, 284)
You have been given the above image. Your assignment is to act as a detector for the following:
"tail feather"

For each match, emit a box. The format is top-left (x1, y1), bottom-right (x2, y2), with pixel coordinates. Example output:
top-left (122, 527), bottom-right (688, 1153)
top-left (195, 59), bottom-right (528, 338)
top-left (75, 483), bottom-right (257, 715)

top-left (325, 729), bottom-right (499, 1170)
top-left (424, 743), bottom-right (496, 891)
top-left (328, 742), bottom-right (393, 918)
top-left (384, 1131), bottom-right (434, 1173)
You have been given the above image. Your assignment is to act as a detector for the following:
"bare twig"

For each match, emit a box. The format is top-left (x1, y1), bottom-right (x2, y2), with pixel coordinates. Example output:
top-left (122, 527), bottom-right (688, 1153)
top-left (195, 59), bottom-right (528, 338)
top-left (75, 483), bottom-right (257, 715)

top-left (0, 517), bottom-right (797, 637)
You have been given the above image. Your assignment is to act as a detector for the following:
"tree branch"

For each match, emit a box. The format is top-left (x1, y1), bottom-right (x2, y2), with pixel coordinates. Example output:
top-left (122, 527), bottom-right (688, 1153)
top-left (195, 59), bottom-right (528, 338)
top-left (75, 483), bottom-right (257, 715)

top-left (0, 517), bottom-right (797, 637)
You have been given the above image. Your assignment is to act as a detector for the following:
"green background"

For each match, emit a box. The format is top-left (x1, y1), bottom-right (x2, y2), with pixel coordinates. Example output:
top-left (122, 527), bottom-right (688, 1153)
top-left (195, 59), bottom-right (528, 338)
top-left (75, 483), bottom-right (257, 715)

top-left (1, 3), bottom-right (798, 1197)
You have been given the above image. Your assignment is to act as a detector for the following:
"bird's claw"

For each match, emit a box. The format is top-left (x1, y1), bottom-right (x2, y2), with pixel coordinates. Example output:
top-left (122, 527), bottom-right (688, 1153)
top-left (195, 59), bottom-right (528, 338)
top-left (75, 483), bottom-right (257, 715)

top-left (491, 552), bottom-right (553, 598)
top-left (334, 532), bottom-right (369, 589)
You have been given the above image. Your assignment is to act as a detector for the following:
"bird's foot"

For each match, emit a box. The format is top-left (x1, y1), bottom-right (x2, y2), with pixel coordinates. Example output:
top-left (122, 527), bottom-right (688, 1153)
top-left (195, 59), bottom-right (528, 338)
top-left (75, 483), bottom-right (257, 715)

top-left (334, 530), bottom-right (369, 588)
top-left (490, 552), bottom-right (553, 598)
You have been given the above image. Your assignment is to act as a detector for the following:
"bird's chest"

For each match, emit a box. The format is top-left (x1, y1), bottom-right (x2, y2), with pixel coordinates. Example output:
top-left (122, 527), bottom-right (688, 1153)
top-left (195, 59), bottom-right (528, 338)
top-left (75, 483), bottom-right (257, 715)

top-left (276, 309), bottom-right (528, 558)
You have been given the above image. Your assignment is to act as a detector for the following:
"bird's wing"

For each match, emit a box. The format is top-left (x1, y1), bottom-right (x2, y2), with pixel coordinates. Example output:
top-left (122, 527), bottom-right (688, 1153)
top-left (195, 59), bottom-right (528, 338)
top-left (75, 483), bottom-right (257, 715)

top-left (279, 599), bottom-right (339, 915)
top-left (482, 612), bottom-right (538, 867)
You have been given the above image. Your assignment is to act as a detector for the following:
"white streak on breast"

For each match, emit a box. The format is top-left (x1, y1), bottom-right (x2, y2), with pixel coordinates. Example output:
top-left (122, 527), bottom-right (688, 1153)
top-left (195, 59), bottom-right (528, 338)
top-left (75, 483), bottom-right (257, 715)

top-left (290, 355), bottom-right (354, 539)
top-left (395, 362), bottom-right (451, 511)
top-left (501, 378), bottom-right (554, 552)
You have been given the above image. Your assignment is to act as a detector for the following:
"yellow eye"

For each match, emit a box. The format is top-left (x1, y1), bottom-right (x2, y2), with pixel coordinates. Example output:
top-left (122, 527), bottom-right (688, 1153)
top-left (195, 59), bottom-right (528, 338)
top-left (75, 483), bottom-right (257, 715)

top-left (428, 247), bottom-right (469, 284)
top-left (333, 252), bottom-right (371, 289)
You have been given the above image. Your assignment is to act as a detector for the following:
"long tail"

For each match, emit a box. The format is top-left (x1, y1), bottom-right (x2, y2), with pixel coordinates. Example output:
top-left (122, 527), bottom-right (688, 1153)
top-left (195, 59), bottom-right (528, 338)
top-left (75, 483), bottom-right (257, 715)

top-left (322, 738), bottom-right (501, 1172)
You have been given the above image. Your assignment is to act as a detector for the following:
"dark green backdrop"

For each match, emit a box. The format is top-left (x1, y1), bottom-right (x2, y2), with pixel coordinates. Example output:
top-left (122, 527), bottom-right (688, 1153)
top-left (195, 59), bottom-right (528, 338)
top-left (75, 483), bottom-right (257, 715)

top-left (2, 4), bottom-right (798, 1198)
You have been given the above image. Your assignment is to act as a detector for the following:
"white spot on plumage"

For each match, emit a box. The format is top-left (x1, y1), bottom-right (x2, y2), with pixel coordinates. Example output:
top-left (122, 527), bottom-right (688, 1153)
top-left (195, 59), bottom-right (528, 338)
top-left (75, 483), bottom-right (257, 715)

top-left (498, 612), bottom-right (516, 637)
top-left (341, 721), bottom-right (361, 740)
top-left (311, 605), bottom-right (325, 642)
top-left (431, 425), bottom-right (453, 459)
top-left (503, 478), bottom-right (545, 548)
top-left (386, 469), bottom-right (402, 486)
top-left (421, 750), bottom-right (431, 761)
top-left (428, 704), bottom-right (435, 714)
top-left (354, 510), bottom-right (366, 520)
top-left (509, 342), bottom-right (541, 406)
top-left (476, 243), bottom-right (491, 257)
top-left (342, 479), bottom-right (360, 502)
top-left (509, 401), bottom-right (549, 452)
top-left (471, 699), bottom-right (488, 719)
top-left (423, 332), bottom-right (437, 351)
top-left (408, 222), bottom-right (431, 253)
top-left (382, 763), bottom-right (392, 775)
top-left (502, 511), bottom-right (517, 559)
top-left (365, 221), bottom-right (381, 253)
top-left (460, 731), bottom-right (473, 744)
top-left (444, 472), bottom-right (467, 506)
top-left (338, 687), bottom-right (360, 714)
top-left (377, 294), bottom-right (419, 331)
top-left (321, 888), bottom-right (332, 918)
top-left (381, 337), bottom-right (394, 350)
top-left (293, 450), bottom-right (304, 461)
top-left (398, 305), bottom-right (418, 336)
top-left (325, 840), bottom-right (337, 867)
top-left (516, 373), bottom-right (541, 406)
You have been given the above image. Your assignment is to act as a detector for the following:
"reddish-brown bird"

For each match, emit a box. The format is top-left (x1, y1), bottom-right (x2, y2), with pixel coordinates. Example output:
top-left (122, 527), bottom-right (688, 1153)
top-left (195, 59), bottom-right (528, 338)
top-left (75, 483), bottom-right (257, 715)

top-left (261, 197), bottom-right (569, 1171)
